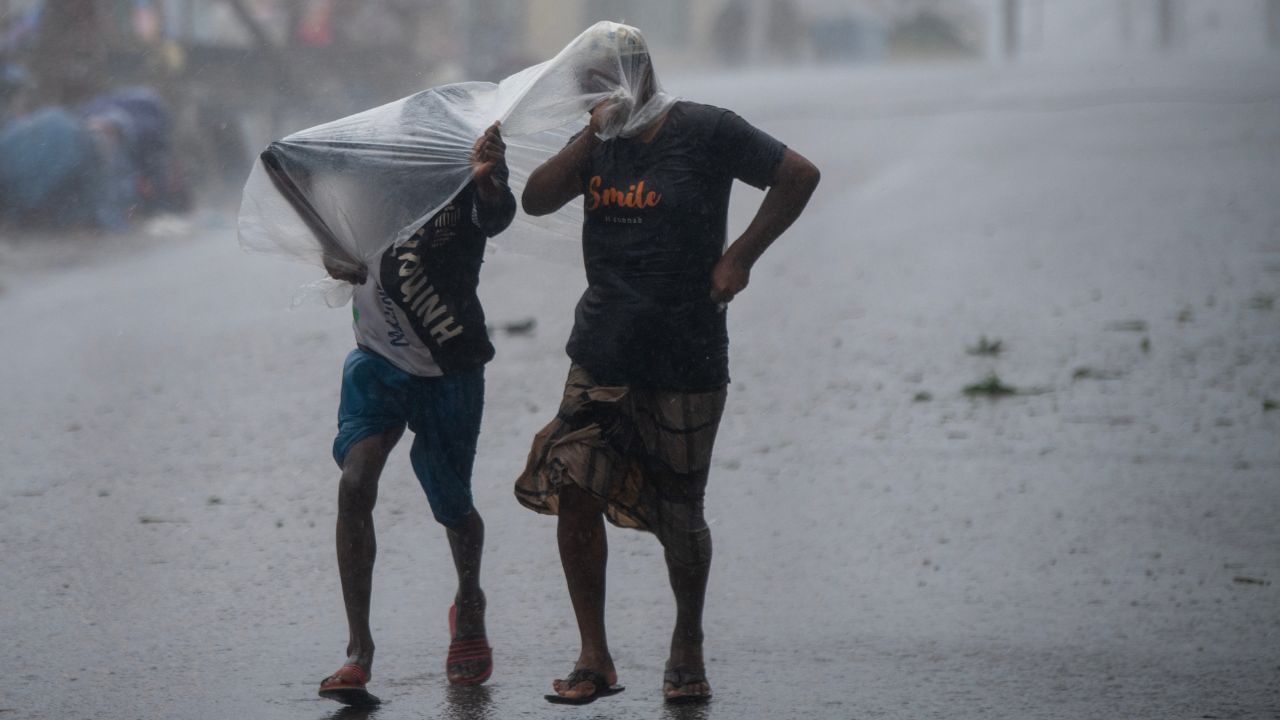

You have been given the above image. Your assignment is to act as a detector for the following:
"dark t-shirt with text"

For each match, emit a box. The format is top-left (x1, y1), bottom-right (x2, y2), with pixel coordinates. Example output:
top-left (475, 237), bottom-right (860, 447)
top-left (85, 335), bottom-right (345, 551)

top-left (566, 101), bottom-right (786, 391)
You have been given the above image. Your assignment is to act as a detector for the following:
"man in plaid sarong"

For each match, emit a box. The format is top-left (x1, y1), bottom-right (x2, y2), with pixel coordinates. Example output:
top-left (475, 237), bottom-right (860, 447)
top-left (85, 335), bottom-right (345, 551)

top-left (516, 29), bottom-right (821, 706)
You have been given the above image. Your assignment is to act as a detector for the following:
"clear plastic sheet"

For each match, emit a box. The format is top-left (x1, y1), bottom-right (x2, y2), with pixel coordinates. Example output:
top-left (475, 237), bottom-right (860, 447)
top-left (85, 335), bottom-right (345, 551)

top-left (237, 21), bottom-right (673, 283)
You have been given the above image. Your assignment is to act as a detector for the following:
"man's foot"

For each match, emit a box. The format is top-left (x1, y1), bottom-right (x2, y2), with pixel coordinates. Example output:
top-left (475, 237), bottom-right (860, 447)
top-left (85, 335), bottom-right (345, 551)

top-left (319, 663), bottom-right (381, 706)
top-left (546, 667), bottom-right (624, 705)
top-left (663, 665), bottom-right (711, 704)
top-left (446, 598), bottom-right (492, 685)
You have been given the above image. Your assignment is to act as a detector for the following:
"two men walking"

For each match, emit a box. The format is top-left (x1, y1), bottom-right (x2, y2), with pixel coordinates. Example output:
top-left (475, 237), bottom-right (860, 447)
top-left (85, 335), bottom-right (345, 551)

top-left (306, 23), bottom-right (818, 708)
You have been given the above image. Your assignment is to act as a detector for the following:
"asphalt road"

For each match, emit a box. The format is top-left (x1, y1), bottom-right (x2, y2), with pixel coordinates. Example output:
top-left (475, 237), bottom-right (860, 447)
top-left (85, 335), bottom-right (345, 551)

top-left (2, 58), bottom-right (1279, 719)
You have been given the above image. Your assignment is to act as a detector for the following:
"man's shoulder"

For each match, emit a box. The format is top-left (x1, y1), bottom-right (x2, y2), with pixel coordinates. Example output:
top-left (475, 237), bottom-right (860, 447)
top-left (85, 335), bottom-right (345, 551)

top-left (666, 101), bottom-right (742, 143)
top-left (671, 100), bottom-right (730, 126)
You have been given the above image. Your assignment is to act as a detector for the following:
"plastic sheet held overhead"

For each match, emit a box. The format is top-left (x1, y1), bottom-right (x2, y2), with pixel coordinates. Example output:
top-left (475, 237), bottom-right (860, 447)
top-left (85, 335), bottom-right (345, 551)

top-left (237, 21), bottom-right (674, 280)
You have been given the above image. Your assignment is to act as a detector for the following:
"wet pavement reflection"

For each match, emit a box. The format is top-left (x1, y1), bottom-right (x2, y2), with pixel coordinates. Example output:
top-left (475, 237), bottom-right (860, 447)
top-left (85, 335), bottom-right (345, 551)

top-left (323, 705), bottom-right (382, 720)
top-left (441, 685), bottom-right (495, 720)
top-left (309, 685), bottom-right (718, 720)
top-left (662, 702), bottom-right (712, 720)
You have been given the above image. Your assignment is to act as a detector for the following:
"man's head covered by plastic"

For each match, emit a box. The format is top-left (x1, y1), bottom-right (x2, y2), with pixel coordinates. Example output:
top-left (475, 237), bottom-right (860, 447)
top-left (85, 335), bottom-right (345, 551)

top-left (489, 21), bottom-right (676, 140)
top-left (568, 22), bottom-right (671, 139)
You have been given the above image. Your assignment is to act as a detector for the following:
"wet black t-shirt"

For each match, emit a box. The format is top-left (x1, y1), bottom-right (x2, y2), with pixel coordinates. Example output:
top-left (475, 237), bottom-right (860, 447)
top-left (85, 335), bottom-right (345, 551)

top-left (565, 101), bottom-right (786, 391)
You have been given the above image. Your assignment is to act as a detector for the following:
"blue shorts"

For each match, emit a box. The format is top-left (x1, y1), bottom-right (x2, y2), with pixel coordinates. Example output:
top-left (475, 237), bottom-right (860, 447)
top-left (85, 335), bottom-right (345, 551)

top-left (333, 347), bottom-right (484, 528)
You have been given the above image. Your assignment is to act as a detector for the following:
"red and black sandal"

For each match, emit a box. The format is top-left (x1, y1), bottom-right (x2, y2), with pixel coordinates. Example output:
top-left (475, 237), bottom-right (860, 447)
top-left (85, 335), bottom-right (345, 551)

top-left (446, 603), bottom-right (493, 685)
top-left (318, 663), bottom-right (380, 706)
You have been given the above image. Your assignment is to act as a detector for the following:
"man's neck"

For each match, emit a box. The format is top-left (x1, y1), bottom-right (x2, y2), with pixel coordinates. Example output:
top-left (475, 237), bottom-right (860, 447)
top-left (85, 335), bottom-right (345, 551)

top-left (638, 109), bottom-right (670, 144)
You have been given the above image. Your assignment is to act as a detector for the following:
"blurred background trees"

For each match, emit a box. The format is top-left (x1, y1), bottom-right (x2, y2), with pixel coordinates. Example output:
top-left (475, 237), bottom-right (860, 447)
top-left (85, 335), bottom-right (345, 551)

top-left (1, 0), bottom-right (1276, 221)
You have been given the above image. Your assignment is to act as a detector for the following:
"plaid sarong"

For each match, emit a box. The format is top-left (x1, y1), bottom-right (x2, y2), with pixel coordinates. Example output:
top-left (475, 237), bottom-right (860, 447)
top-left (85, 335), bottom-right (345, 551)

top-left (514, 365), bottom-right (727, 566)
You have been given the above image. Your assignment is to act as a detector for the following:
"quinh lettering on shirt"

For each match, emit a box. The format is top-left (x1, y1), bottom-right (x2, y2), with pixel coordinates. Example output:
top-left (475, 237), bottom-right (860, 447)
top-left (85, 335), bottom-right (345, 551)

top-left (587, 176), bottom-right (661, 211)
top-left (396, 237), bottom-right (464, 344)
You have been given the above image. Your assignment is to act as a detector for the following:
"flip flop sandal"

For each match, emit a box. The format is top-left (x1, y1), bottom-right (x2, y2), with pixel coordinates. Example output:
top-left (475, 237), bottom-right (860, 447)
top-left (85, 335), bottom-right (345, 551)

top-left (545, 668), bottom-right (625, 705)
top-left (447, 603), bottom-right (493, 685)
top-left (319, 663), bottom-right (381, 706)
top-left (663, 666), bottom-right (711, 705)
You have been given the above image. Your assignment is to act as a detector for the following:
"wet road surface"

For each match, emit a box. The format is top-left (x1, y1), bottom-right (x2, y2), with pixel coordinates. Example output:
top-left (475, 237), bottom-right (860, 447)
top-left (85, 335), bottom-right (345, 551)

top-left (2, 60), bottom-right (1279, 719)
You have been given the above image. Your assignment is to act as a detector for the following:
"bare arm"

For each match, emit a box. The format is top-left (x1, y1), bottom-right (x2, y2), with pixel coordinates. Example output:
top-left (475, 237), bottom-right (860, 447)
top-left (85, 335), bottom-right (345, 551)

top-left (471, 121), bottom-right (517, 236)
top-left (522, 111), bottom-right (607, 216)
top-left (710, 148), bottom-right (820, 304)
top-left (522, 131), bottom-right (596, 216)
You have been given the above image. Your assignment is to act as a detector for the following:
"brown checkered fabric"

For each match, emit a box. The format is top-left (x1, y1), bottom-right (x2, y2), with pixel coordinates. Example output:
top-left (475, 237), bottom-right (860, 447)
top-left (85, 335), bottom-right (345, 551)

top-left (514, 365), bottom-right (727, 567)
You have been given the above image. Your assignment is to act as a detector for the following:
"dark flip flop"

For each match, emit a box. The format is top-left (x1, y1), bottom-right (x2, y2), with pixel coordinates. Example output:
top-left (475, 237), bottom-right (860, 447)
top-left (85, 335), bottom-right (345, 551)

top-left (544, 668), bottom-right (625, 705)
top-left (663, 666), bottom-right (711, 705)
top-left (319, 664), bottom-right (382, 706)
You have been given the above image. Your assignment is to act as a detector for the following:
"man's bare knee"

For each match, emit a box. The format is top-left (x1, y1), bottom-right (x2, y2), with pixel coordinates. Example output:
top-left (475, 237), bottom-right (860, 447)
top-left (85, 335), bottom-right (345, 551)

top-left (556, 486), bottom-right (607, 545)
top-left (338, 470), bottom-right (378, 515)
top-left (662, 527), bottom-right (713, 570)
top-left (558, 484), bottom-right (606, 515)
top-left (338, 431), bottom-right (399, 515)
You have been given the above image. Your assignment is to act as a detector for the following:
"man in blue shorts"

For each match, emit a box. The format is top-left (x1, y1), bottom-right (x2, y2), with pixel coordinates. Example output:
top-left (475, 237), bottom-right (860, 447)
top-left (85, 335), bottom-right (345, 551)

top-left (317, 122), bottom-right (511, 705)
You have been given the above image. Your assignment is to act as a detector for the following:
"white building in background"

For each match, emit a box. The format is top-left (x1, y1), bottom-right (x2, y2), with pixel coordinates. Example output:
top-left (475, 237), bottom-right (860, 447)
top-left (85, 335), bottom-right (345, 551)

top-left (520, 0), bottom-right (721, 68)
top-left (512, 0), bottom-right (1280, 69)
top-left (517, 0), bottom-right (987, 67)
top-left (983, 0), bottom-right (1280, 60)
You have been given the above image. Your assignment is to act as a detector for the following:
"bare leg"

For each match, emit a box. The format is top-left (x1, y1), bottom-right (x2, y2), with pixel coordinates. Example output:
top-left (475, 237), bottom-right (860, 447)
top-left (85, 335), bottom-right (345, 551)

top-left (550, 484), bottom-right (616, 699)
top-left (447, 509), bottom-right (486, 632)
top-left (664, 539), bottom-right (713, 700)
top-left (445, 508), bottom-right (489, 680)
top-left (335, 428), bottom-right (402, 672)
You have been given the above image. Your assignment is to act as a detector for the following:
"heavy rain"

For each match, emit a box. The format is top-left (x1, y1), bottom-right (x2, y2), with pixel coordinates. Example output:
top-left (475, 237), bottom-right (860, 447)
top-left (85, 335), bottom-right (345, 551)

top-left (1, 1), bottom-right (1278, 719)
